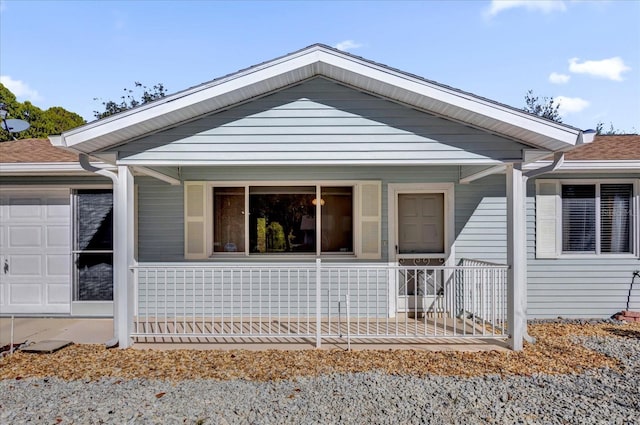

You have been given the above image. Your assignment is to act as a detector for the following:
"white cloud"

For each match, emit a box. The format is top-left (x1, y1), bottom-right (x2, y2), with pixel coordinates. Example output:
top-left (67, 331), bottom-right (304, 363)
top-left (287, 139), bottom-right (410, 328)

top-left (556, 96), bottom-right (590, 115)
top-left (485, 0), bottom-right (566, 18)
top-left (334, 40), bottom-right (363, 52)
top-left (568, 57), bottom-right (631, 81)
top-left (549, 72), bottom-right (570, 84)
top-left (0, 75), bottom-right (42, 102)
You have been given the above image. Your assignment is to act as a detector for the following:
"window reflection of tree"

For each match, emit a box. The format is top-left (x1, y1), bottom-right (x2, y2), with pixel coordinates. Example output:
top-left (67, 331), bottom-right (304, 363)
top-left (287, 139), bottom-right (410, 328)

top-left (250, 190), bottom-right (315, 253)
top-left (75, 190), bottom-right (113, 301)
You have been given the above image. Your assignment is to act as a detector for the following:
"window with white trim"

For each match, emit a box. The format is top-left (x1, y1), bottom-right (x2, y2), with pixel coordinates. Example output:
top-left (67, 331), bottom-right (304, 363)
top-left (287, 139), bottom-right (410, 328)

top-left (562, 183), bottom-right (633, 254)
top-left (536, 180), bottom-right (637, 258)
top-left (184, 181), bottom-right (380, 259)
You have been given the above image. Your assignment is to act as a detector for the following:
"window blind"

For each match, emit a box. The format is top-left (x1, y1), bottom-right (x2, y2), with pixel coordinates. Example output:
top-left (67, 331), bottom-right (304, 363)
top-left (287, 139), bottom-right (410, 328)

top-left (562, 185), bottom-right (595, 252)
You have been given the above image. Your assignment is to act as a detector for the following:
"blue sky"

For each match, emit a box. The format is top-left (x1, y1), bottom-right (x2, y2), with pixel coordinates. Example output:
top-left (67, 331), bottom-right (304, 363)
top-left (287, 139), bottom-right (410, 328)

top-left (1, 0), bottom-right (639, 133)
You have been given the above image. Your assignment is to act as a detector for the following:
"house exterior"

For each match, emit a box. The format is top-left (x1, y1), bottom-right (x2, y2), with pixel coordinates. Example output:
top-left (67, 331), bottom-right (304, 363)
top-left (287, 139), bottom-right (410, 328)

top-left (526, 135), bottom-right (640, 318)
top-left (0, 139), bottom-right (114, 316)
top-left (1, 45), bottom-right (637, 350)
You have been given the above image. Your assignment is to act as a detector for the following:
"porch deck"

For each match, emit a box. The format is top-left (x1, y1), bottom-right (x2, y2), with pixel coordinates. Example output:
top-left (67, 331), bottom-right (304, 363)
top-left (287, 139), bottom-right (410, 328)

top-left (132, 261), bottom-right (508, 347)
top-left (133, 313), bottom-right (504, 344)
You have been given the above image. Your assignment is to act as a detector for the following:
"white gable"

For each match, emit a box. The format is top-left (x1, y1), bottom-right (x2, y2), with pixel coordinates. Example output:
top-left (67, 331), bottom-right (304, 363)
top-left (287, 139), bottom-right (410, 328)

top-left (112, 78), bottom-right (531, 166)
top-left (53, 44), bottom-right (589, 157)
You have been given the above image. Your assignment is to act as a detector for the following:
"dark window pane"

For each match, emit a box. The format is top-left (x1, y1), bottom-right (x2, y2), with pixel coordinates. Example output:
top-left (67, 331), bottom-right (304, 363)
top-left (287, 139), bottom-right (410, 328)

top-left (562, 185), bottom-right (595, 252)
top-left (76, 189), bottom-right (113, 250)
top-left (249, 186), bottom-right (315, 253)
top-left (213, 187), bottom-right (245, 253)
top-left (321, 186), bottom-right (353, 253)
top-left (75, 253), bottom-right (113, 301)
top-left (600, 184), bottom-right (632, 253)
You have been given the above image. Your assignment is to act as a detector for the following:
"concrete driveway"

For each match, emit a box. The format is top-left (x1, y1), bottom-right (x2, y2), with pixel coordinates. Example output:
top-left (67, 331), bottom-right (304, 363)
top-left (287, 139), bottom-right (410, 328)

top-left (0, 317), bottom-right (114, 346)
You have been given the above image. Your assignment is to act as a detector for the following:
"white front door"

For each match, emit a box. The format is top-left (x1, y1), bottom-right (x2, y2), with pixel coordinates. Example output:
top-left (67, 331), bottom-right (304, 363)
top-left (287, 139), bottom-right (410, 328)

top-left (0, 189), bottom-right (72, 314)
top-left (389, 184), bottom-right (454, 313)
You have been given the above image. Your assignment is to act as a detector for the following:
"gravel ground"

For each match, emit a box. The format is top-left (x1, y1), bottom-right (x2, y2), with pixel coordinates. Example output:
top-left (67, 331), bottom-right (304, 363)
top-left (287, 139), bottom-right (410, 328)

top-left (1, 322), bottom-right (639, 424)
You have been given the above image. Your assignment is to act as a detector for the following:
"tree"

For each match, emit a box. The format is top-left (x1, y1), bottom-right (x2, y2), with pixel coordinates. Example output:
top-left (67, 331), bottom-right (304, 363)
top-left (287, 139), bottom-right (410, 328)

top-left (93, 82), bottom-right (167, 119)
top-left (0, 83), bottom-right (85, 142)
top-left (523, 90), bottom-right (562, 123)
top-left (595, 121), bottom-right (637, 135)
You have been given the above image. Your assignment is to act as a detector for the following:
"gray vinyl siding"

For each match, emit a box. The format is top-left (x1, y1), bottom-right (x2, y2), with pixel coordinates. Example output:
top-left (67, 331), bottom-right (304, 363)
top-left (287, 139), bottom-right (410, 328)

top-left (127, 75), bottom-right (639, 320)
top-left (136, 164), bottom-right (510, 319)
top-left (136, 168), bottom-right (640, 319)
top-left (455, 175), bottom-right (507, 264)
top-left (136, 177), bottom-right (184, 261)
top-left (115, 77), bottom-right (529, 164)
top-left (527, 174), bottom-right (640, 319)
top-left (136, 165), bottom-right (492, 264)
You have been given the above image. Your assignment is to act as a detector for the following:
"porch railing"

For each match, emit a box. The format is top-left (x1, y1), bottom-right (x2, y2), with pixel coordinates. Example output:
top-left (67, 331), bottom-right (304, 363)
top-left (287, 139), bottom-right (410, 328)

top-left (131, 260), bottom-right (508, 346)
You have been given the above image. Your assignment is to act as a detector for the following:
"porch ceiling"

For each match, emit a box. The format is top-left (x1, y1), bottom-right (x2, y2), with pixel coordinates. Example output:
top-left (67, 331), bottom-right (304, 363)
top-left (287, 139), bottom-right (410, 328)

top-left (52, 44), bottom-right (588, 156)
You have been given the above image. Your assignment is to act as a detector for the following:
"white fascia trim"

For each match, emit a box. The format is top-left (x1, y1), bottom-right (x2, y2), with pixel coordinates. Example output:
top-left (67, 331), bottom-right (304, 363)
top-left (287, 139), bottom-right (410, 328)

top-left (319, 52), bottom-right (581, 146)
top-left (0, 162), bottom-right (115, 175)
top-left (524, 160), bottom-right (640, 173)
top-left (60, 54), bottom-right (319, 149)
top-left (49, 135), bottom-right (63, 147)
top-left (58, 46), bottom-right (582, 153)
top-left (116, 158), bottom-right (506, 167)
top-left (60, 48), bottom-right (319, 144)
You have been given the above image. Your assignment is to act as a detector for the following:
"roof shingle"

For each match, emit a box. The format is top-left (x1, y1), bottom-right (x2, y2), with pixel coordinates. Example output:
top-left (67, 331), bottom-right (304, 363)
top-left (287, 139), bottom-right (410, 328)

top-left (1, 134), bottom-right (638, 164)
top-left (0, 138), bottom-right (78, 163)
top-left (565, 134), bottom-right (640, 160)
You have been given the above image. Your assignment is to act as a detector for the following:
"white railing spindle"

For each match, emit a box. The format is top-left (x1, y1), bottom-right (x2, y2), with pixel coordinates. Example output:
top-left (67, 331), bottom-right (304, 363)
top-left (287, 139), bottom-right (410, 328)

top-left (130, 260), bottom-right (508, 343)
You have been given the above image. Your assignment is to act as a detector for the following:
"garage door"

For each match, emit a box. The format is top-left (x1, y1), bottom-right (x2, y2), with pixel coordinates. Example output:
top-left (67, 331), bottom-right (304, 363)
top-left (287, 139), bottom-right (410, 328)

top-left (0, 189), bottom-right (71, 314)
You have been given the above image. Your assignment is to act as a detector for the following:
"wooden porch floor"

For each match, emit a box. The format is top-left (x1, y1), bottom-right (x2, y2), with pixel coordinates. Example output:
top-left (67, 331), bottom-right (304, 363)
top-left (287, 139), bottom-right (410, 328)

top-left (132, 314), bottom-right (506, 346)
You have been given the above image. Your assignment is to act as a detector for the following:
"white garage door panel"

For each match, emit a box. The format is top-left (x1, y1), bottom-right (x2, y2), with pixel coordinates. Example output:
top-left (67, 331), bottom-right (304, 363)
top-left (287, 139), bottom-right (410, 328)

top-left (47, 202), bottom-right (70, 218)
top-left (48, 255), bottom-right (70, 276)
top-left (0, 189), bottom-right (71, 314)
top-left (47, 226), bottom-right (70, 248)
top-left (8, 226), bottom-right (42, 247)
top-left (48, 284), bottom-right (71, 304)
top-left (9, 283), bottom-right (42, 304)
top-left (9, 199), bottom-right (43, 219)
top-left (7, 255), bottom-right (41, 276)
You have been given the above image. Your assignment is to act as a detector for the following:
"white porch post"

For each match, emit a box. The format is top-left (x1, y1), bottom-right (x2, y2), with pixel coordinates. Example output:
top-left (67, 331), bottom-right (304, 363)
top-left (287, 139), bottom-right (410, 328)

top-left (506, 164), bottom-right (525, 351)
top-left (114, 165), bottom-right (135, 348)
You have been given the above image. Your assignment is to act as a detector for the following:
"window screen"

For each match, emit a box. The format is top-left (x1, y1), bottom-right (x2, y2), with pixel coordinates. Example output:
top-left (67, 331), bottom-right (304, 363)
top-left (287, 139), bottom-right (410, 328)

top-left (74, 189), bottom-right (113, 301)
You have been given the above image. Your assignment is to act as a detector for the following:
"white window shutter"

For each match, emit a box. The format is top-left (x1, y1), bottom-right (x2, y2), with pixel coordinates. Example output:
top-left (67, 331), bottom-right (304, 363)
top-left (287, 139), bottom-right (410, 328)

top-left (358, 181), bottom-right (382, 259)
top-left (536, 181), bottom-right (559, 259)
top-left (184, 182), bottom-right (207, 259)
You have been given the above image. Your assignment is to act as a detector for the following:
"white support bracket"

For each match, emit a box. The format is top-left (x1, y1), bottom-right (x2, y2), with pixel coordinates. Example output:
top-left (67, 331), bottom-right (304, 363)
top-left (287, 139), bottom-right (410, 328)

top-left (459, 165), bottom-right (505, 184)
top-left (132, 166), bottom-right (181, 186)
top-left (524, 152), bottom-right (564, 179)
